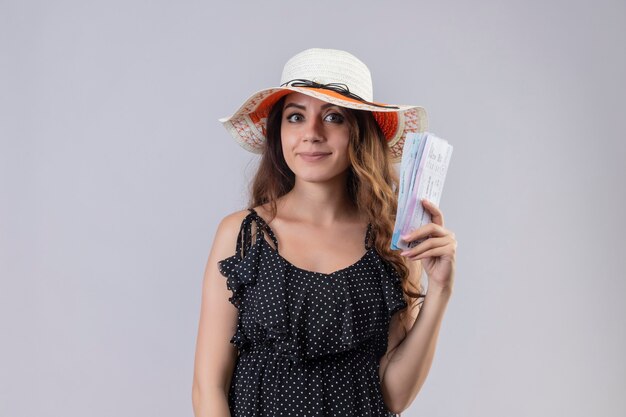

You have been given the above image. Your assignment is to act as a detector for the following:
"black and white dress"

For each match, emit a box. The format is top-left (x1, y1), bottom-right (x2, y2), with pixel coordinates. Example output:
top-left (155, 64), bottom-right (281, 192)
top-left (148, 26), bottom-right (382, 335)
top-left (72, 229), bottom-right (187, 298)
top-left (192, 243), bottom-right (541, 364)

top-left (218, 208), bottom-right (407, 416)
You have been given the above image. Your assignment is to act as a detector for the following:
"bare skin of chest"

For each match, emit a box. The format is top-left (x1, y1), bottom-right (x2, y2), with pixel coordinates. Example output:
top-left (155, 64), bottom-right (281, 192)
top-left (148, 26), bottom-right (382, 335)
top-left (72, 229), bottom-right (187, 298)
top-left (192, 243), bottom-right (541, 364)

top-left (253, 206), bottom-right (370, 275)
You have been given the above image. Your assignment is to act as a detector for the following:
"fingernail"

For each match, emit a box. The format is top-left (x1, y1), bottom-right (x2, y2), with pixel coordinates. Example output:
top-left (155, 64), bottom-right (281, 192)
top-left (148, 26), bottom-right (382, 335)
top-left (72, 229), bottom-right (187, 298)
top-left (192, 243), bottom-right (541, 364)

top-left (400, 251), bottom-right (409, 256)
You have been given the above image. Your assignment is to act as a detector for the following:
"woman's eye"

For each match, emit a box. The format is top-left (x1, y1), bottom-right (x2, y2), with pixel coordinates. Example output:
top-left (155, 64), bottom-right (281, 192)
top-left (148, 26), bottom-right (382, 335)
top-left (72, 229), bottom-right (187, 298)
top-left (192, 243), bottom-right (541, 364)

top-left (324, 113), bottom-right (344, 123)
top-left (286, 113), bottom-right (303, 122)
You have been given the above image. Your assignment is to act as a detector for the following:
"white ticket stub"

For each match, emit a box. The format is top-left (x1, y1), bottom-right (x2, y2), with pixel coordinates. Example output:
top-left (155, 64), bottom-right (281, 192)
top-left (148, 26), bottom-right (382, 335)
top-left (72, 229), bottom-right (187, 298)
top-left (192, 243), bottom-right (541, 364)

top-left (391, 132), bottom-right (453, 250)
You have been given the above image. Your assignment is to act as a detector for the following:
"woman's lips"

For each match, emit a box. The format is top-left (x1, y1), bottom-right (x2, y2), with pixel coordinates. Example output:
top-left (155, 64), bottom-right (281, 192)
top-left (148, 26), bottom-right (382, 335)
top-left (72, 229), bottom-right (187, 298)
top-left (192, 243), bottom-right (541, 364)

top-left (299, 153), bottom-right (331, 162)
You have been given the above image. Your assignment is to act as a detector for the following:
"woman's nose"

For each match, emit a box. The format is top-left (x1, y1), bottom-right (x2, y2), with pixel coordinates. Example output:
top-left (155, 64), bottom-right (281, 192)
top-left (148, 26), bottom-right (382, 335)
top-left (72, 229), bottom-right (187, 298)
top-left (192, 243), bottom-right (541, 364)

top-left (302, 116), bottom-right (324, 142)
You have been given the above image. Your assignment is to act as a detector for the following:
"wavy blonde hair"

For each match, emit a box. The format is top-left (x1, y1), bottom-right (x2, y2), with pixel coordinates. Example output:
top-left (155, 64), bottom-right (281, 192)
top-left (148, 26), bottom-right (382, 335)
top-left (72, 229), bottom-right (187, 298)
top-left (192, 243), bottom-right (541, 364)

top-left (245, 94), bottom-right (425, 337)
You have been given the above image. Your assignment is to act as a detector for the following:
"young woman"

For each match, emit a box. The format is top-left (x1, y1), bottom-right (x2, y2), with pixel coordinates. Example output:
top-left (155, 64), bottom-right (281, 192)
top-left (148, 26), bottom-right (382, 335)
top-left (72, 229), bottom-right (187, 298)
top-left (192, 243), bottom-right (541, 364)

top-left (192, 48), bottom-right (457, 417)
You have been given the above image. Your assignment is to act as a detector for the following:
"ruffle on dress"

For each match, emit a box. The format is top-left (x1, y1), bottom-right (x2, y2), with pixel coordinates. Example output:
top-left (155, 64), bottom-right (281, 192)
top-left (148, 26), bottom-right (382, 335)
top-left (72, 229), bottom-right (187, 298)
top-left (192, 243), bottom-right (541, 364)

top-left (373, 253), bottom-right (409, 319)
top-left (217, 210), bottom-right (408, 365)
top-left (217, 245), bottom-right (258, 351)
top-left (217, 212), bottom-right (299, 362)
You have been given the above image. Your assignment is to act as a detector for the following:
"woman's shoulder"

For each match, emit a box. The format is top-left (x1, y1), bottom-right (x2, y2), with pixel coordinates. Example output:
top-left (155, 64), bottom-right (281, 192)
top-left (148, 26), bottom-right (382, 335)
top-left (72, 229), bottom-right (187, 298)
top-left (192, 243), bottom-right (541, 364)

top-left (216, 206), bottom-right (268, 246)
top-left (210, 209), bottom-right (255, 262)
top-left (218, 209), bottom-right (251, 235)
top-left (221, 204), bottom-right (273, 224)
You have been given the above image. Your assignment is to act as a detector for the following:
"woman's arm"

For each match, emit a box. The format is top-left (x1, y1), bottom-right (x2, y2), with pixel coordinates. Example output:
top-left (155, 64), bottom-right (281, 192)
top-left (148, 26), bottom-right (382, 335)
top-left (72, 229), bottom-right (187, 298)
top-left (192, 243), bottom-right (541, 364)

top-left (380, 285), bottom-right (452, 414)
top-left (192, 211), bottom-right (249, 417)
top-left (380, 199), bottom-right (457, 414)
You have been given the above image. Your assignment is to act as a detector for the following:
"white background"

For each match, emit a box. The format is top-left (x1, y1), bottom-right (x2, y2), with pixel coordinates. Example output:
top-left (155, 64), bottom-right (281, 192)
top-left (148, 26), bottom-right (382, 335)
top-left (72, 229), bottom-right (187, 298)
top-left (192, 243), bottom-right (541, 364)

top-left (1, 0), bottom-right (625, 416)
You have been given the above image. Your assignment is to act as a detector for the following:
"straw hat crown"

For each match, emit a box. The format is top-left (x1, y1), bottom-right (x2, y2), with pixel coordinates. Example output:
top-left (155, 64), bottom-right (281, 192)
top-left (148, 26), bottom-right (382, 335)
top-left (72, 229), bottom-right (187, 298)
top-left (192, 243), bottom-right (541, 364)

top-left (280, 48), bottom-right (374, 102)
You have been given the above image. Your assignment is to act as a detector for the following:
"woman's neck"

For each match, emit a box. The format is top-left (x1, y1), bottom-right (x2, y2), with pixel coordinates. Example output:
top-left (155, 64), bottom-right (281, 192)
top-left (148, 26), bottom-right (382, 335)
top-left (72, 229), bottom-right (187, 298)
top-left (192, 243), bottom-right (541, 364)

top-left (277, 186), bottom-right (361, 226)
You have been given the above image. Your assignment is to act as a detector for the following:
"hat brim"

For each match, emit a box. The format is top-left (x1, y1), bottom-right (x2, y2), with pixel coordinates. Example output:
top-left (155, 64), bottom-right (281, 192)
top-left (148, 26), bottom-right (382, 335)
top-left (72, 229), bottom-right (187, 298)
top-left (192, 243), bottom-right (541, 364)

top-left (219, 86), bottom-right (428, 163)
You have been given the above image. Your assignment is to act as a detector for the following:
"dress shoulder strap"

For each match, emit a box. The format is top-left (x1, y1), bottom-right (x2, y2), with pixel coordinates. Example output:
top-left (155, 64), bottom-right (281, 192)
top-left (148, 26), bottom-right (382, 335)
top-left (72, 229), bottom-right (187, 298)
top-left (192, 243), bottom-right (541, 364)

top-left (235, 208), bottom-right (279, 255)
top-left (233, 210), bottom-right (256, 259)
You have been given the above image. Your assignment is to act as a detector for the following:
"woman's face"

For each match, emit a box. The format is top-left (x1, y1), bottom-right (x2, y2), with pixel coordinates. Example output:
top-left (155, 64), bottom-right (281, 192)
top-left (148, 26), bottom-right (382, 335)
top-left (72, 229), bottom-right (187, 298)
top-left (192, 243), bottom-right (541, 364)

top-left (280, 92), bottom-right (352, 183)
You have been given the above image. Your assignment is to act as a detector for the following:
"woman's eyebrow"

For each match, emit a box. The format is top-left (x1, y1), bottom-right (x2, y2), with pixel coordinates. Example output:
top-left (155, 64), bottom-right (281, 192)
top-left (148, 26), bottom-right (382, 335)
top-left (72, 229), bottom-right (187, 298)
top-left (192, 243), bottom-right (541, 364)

top-left (284, 103), bottom-right (306, 111)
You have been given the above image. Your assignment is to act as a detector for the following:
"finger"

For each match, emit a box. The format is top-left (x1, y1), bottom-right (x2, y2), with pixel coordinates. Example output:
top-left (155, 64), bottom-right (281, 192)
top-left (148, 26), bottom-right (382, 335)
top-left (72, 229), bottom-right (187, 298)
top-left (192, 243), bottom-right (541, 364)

top-left (422, 199), bottom-right (445, 227)
top-left (401, 223), bottom-right (448, 242)
top-left (413, 243), bottom-right (456, 260)
top-left (400, 236), bottom-right (449, 257)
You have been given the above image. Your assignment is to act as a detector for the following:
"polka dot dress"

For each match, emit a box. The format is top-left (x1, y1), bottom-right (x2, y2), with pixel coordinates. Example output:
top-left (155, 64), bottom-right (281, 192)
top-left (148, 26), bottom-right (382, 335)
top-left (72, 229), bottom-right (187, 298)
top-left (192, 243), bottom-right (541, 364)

top-left (218, 208), bottom-right (408, 416)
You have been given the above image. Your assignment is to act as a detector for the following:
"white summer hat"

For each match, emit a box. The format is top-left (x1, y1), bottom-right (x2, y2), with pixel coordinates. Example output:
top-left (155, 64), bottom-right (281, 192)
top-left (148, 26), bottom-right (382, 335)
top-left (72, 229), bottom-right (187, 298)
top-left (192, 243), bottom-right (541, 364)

top-left (219, 48), bottom-right (428, 163)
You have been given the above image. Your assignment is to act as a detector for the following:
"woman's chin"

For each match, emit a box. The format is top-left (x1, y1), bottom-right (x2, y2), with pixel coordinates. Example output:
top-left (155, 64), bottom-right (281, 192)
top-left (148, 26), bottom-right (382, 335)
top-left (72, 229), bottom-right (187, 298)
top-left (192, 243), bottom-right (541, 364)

top-left (292, 168), bottom-right (350, 184)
